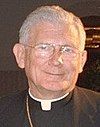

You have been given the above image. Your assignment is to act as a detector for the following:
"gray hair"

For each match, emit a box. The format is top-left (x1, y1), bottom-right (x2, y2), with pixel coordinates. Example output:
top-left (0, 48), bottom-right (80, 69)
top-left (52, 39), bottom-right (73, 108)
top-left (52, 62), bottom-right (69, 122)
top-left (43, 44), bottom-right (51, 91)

top-left (19, 5), bottom-right (86, 51)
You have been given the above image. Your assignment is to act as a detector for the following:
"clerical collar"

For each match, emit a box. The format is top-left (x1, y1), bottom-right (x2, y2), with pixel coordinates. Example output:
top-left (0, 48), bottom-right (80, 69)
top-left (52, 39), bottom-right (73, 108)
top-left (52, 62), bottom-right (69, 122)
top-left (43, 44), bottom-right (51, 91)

top-left (28, 89), bottom-right (69, 111)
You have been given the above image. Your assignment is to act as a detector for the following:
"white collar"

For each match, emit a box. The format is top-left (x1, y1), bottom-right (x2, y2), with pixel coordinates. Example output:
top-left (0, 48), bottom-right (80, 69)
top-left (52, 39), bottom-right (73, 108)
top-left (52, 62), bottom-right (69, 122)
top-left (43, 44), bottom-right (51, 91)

top-left (28, 89), bottom-right (69, 111)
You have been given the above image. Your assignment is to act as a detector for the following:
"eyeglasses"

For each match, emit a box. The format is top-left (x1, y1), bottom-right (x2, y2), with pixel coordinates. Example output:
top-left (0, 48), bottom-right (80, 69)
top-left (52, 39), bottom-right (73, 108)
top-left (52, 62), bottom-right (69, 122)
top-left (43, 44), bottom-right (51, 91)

top-left (23, 43), bottom-right (82, 59)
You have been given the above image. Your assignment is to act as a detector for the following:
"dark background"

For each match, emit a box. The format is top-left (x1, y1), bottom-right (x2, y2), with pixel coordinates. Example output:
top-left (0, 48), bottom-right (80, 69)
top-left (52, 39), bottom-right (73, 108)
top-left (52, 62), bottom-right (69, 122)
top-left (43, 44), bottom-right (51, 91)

top-left (0, 0), bottom-right (100, 96)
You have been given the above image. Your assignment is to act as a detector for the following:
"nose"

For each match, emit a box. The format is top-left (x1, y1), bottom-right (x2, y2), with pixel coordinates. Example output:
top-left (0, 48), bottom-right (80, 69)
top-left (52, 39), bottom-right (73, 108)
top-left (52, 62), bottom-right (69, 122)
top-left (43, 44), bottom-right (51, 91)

top-left (48, 53), bottom-right (63, 66)
top-left (58, 56), bottom-right (63, 64)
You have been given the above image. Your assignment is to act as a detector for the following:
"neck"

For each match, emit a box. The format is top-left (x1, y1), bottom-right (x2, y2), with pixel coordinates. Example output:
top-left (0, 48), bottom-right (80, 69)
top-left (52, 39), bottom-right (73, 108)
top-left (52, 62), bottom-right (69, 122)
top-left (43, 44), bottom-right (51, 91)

top-left (29, 84), bottom-right (69, 100)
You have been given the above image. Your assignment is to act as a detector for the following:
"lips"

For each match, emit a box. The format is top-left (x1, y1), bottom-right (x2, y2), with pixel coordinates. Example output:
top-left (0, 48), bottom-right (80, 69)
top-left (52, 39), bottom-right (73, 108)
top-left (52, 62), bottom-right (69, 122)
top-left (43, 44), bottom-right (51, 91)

top-left (43, 70), bottom-right (65, 76)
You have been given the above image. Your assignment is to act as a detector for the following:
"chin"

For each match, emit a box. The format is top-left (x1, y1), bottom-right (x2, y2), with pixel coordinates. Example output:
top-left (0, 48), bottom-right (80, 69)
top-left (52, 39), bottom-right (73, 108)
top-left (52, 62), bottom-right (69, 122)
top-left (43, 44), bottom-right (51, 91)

top-left (41, 81), bottom-right (73, 92)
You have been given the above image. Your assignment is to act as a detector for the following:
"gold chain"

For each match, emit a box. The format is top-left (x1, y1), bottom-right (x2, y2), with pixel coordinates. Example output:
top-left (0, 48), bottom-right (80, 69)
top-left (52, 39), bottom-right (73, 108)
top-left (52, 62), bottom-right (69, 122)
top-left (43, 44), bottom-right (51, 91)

top-left (26, 96), bottom-right (34, 127)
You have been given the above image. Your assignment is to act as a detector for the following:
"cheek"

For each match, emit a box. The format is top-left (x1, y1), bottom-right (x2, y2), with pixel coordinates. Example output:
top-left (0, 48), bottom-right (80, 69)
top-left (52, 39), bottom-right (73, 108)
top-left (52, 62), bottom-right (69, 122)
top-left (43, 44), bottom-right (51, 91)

top-left (25, 56), bottom-right (47, 81)
top-left (63, 60), bottom-right (79, 85)
top-left (25, 52), bottom-right (45, 71)
top-left (64, 59), bottom-right (79, 71)
top-left (63, 59), bottom-right (80, 81)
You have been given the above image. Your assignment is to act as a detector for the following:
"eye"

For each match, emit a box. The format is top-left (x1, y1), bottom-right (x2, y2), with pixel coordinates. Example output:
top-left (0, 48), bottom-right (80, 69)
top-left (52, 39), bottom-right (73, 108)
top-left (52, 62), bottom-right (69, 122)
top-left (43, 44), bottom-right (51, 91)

top-left (35, 44), bottom-right (50, 51)
top-left (62, 46), bottom-right (73, 53)
top-left (34, 44), bottom-right (54, 57)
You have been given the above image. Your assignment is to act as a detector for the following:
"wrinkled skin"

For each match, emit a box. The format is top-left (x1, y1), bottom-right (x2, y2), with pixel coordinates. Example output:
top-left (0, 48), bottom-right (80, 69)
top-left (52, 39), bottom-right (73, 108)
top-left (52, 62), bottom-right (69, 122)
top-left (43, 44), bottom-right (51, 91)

top-left (13, 22), bottom-right (87, 99)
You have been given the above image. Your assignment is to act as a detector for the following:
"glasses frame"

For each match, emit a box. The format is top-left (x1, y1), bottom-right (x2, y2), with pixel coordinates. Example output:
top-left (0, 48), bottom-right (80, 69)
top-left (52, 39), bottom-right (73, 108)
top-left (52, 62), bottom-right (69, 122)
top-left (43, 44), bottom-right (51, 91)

top-left (22, 43), bottom-right (83, 59)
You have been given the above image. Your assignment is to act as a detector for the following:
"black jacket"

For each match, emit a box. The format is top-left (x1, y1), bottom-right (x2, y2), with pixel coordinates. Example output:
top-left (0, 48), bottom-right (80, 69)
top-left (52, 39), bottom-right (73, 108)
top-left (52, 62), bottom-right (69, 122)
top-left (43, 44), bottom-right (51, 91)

top-left (0, 86), bottom-right (100, 127)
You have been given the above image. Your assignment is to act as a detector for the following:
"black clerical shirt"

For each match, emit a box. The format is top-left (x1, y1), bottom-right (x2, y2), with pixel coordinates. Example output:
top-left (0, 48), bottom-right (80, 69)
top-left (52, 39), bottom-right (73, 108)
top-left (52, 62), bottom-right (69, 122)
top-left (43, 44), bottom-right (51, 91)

top-left (25, 91), bottom-right (73, 127)
top-left (0, 86), bottom-right (100, 127)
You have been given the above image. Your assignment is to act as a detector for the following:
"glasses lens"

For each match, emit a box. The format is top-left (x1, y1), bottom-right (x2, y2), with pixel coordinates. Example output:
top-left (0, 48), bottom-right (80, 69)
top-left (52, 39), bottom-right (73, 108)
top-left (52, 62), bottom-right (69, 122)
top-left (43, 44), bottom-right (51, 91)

top-left (61, 46), bottom-right (78, 58)
top-left (34, 44), bottom-right (54, 58)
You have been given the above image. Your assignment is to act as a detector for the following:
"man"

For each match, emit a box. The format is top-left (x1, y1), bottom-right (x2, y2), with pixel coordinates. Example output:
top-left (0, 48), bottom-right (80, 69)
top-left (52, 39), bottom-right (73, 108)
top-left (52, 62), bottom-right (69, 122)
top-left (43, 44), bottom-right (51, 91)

top-left (0, 5), bottom-right (99, 127)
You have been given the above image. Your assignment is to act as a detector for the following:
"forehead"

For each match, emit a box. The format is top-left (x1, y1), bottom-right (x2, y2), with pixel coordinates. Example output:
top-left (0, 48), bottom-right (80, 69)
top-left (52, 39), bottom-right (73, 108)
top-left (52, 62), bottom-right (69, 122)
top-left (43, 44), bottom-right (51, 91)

top-left (29, 21), bottom-right (80, 47)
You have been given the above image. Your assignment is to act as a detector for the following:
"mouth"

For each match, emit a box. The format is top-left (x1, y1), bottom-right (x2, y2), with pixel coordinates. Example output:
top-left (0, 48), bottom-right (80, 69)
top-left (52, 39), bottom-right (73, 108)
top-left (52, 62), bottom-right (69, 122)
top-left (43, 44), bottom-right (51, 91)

top-left (44, 71), bottom-right (64, 76)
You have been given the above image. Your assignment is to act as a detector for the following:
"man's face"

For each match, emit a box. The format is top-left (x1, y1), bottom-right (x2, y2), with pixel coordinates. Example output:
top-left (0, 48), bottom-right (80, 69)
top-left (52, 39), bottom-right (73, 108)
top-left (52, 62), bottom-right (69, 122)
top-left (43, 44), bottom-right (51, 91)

top-left (14, 22), bottom-right (87, 97)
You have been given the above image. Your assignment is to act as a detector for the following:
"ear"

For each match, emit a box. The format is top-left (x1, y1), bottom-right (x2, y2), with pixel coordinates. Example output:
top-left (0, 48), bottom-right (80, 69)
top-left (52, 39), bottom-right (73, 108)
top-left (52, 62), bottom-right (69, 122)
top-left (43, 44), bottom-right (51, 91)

top-left (13, 43), bottom-right (25, 69)
top-left (79, 50), bottom-right (87, 73)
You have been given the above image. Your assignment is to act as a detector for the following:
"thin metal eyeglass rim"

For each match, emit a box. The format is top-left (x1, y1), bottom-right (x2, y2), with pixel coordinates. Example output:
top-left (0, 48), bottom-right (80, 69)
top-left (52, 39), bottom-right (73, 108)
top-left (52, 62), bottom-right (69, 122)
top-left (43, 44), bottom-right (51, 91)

top-left (21, 43), bottom-right (83, 54)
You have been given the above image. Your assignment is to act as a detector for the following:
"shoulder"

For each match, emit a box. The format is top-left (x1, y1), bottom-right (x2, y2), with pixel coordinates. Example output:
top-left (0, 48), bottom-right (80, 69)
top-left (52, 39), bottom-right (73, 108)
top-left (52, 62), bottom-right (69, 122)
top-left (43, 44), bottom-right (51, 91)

top-left (0, 89), bottom-right (28, 101)
top-left (75, 86), bottom-right (100, 100)
top-left (0, 90), bottom-right (28, 126)
top-left (0, 89), bottom-right (28, 113)
top-left (74, 86), bottom-right (100, 111)
top-left (74, 87), bottom-right (100, 126)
